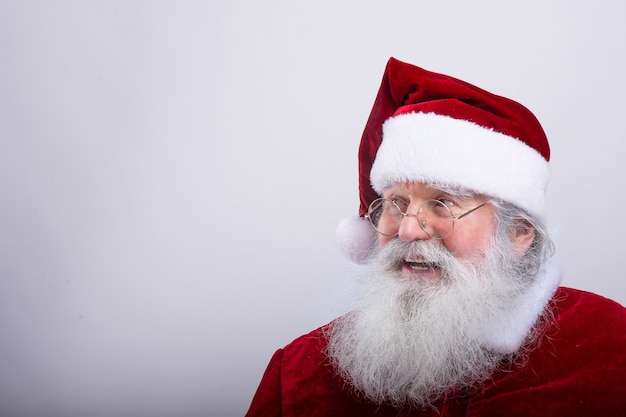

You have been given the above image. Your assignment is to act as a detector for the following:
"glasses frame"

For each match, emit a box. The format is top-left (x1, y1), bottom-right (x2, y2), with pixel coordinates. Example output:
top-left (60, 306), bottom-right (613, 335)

top-left (365, 198), bottom-right (491, 239)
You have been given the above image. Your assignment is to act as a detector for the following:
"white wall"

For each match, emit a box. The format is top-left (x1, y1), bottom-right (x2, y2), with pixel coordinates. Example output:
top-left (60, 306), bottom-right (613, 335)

top-left (1, 1), bottom-right (624, 416)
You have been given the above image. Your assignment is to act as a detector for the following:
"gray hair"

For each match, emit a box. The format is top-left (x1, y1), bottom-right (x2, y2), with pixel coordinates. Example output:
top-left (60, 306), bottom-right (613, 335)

top-left (489, 199), bottom-right (555, 278)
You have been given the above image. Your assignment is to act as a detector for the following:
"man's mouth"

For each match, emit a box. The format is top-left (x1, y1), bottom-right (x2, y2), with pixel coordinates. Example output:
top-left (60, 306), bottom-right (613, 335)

top-left (403, 259), bottom-right (439, 271)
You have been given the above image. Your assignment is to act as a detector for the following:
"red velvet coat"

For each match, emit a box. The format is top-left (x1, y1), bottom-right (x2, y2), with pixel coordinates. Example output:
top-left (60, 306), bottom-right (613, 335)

top-left (246, 287), bottom-right (626, 416)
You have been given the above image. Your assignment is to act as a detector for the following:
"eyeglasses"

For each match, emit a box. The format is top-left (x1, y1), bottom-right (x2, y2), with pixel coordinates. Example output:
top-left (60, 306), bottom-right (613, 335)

top-left (366, 198), bottom-right (490, 239)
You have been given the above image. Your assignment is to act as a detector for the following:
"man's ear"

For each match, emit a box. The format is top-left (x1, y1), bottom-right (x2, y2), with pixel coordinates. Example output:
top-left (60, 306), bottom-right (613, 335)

top-left (509, 221), bottom-right (535, 259)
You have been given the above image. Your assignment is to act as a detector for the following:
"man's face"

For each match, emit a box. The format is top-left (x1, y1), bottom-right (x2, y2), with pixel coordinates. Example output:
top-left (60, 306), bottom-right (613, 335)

top-left (378, 181), bottom-right (497, 280)
top-left (327, 183), bottom-right (537, 408)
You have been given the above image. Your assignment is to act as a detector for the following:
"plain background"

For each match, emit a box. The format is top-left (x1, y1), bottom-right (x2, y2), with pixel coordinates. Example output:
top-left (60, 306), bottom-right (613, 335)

top-left (1, 1), bottom-right (625, 416)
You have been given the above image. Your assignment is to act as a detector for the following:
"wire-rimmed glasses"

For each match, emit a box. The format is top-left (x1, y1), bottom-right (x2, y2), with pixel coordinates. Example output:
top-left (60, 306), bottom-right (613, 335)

top-left (366, 198), bottom-right (490, 239)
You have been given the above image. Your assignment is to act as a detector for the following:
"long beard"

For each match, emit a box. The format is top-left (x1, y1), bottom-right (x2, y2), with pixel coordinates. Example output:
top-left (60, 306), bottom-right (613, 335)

top-left (326, 238), bottom-right (535, 409)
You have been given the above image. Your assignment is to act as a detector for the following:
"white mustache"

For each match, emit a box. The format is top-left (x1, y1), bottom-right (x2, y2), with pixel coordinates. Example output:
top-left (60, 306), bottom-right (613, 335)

top-left (374, 239), bottom-right (462, 277)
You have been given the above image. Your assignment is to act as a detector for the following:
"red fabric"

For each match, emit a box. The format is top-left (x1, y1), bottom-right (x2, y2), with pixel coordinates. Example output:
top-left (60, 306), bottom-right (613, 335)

top-left (246, 287), bottom-right (626, 416)
top-left (357, 58), bottom-right (549, 217)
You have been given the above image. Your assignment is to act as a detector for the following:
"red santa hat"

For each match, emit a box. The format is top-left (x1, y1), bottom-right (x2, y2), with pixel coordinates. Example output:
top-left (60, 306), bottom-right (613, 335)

top-left (337, 57), bottom-right (551, 263)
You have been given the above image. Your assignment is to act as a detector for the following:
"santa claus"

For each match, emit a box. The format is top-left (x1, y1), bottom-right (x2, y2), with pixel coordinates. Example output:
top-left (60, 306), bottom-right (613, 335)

top-left (246, 58), bottom-right (626, 416)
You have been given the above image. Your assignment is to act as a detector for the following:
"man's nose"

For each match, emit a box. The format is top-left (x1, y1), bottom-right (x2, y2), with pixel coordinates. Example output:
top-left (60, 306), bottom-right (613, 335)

top-left (397, 214), bottom-right (432, 242)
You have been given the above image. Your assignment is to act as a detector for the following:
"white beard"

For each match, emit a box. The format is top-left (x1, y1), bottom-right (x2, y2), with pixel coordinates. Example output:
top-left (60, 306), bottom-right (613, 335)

top-left (326, 237), bottom-right (538, 409)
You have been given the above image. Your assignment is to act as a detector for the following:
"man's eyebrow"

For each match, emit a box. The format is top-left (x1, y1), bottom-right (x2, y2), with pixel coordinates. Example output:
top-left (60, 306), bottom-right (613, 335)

top-left (384, 192), bottom-right (406, 200)
top-left (429, 183), bottom-right (475, 198)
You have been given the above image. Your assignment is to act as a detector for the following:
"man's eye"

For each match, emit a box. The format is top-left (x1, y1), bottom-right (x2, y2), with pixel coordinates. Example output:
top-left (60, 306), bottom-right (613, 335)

top-left (391, 199), bottom-right (408, 211)
top-left (437, 198), bottom-right (456, 208)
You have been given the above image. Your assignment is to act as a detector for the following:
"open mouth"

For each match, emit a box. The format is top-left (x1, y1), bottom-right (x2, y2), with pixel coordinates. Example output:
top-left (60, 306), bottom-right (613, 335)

top-left (404, 259), bottom-right (439, 271)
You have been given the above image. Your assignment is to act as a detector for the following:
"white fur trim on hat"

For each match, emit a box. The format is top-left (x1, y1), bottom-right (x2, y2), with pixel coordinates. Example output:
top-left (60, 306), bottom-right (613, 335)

top-left (370, 112), bottom-right (550, 220)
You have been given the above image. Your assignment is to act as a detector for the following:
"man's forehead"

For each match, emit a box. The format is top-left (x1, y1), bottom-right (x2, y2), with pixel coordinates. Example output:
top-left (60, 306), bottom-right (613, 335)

top-left (383, 181), bottom-right (478, 197)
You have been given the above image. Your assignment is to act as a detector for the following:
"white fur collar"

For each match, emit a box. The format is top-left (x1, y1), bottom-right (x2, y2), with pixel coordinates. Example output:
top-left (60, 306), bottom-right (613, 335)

top-left (478, 261), bottom-right (562, 353)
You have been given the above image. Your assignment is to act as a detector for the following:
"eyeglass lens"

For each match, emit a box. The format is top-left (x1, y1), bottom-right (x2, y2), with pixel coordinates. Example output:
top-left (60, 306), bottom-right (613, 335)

top-left (368, 199), bottom-right (454, 239)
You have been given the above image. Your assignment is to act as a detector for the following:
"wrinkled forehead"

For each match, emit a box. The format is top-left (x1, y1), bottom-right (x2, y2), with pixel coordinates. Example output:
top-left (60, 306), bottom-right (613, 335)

top-left (382, 181), bottom-right (482, 200)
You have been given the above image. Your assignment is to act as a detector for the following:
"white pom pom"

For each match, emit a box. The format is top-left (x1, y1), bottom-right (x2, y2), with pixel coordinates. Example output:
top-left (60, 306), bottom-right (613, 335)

top-left (336, 216), bottom-right (377, 264)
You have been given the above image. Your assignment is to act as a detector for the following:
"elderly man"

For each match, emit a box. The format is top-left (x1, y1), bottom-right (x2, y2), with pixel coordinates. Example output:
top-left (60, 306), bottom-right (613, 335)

top-left (246, 58), bottom-right (626, 416)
